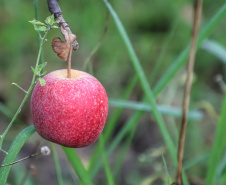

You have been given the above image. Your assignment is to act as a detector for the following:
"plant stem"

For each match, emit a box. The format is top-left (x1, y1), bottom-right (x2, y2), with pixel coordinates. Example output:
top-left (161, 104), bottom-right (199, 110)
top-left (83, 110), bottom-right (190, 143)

top-left (33, 0), bottom-right (45, 72)
top-left (0, 148), bottom-right (8, 155)
top-left (0, 126), bottom-right (36, 185)
top-left (176, 0), bottom-right (202, 184)
top-left (0, 31), bottom-right (49, 149)
top-left (98, 135), bottom-right (115, 185)
top-left (51, 143), bottom-right (64, 185)
top-left (0, 84), bottom-right (34, 148)
top-left (32, 32), bottom-right (49, 84)
top-left (0, 153), bottom-right (40, 167)
top-left (67, 46), bottom-right (72, 78)
top-left (11, 83), bottom-right (28, 93)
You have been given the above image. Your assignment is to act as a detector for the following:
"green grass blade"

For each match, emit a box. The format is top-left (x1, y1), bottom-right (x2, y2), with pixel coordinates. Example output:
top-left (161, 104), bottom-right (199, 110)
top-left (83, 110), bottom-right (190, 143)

top-left (104, 75), bottom-right (138, 142)
top-left (51, 143), bottom-right (64, 185)
top-left (201, 39), bottom-right (226, 64)
top-left (102, 1), bottom-right (190, 184)
top-left (110, 19), bottom-right (180, 182)
top-left (89, 12), bottom-right (177, 175)
top-left (103, 0), bottom-right (176, 162)
top-left (98, 135), bottom-right (115, 185)
top-left (102, 12), bottom-right (178, 146)
top-left (113, 125), bottom-right (136, 180)
top-left (109, 99), bottom-right (203, 121)
top-left (205, 94), bottom-right (226, 185)
top-left (102, 0), bottom-right (226, 154)
top-left (97, 2), bottom-right (226, 185)
top-left (220, 175), bottom-right (226, 185)
top-left (183, 152), bottom-right (209, 170)
top-left (153, 4), bottom-right (226, 96)
top-left (102, 5), bottom-right (193, 184)
top-left (89, 112), bottom-right (189, 185)
top-left (162, 153), bottom-right (171, 185)
top-left (216, 151), bottom-right (226, 181)
top-left (88, 74), bottom-right (137, 171)
top-left (0, 125), bottom-right (36, 185)
top-left (61, 147), bottom-right (94, 185)
top-left (82, 42), bottom-right (102, 71)
top-left (88, 144), bottom-right (100, 175)
top-left (89, 110), bottom-right (143, 178)
top-left (149, 18), bottom-right (180, 85)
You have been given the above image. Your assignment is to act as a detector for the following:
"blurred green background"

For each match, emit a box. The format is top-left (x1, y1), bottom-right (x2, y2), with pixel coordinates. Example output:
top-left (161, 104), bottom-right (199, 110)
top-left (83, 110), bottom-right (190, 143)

top-left (1, 0), bottom-right (226, 184)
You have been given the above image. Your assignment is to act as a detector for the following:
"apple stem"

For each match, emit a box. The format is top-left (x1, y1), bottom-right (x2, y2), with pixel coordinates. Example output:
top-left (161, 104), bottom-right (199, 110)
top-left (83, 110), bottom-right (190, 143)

top-left (67, 46), bottom-right (73, 78)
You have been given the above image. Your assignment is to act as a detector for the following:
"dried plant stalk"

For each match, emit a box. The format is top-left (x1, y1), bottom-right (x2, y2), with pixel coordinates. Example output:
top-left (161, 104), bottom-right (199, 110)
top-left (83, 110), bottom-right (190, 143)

top-left (176, 0), bottom-right (202, 184)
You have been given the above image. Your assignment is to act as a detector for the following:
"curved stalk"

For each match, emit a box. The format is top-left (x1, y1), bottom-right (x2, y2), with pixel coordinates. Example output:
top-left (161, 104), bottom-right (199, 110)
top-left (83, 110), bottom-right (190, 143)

top-left (176, 0), bottom-right (202, 184)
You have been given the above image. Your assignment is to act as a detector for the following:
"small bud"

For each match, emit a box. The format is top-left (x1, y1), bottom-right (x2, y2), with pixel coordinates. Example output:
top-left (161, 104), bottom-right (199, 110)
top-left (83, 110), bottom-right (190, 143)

top-left (40, 146), bottom-right (51, 156)
top-left (39, 78), bottom-right (46, 86)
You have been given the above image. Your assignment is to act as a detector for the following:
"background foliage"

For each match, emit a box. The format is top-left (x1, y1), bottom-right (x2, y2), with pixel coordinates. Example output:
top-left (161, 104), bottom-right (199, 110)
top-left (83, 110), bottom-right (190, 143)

top-left (0, 0), bottom-right (226, 184)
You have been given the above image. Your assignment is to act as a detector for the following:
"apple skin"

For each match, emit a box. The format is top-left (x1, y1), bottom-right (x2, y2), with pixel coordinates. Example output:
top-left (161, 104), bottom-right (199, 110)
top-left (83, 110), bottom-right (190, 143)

top-left (31, 69), bottom-right (108, 148)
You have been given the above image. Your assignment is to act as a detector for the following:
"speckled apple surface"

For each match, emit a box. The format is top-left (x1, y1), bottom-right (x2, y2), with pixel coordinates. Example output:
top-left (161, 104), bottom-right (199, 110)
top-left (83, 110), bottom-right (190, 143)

top-left (31, 69), bottom-right (108, 148)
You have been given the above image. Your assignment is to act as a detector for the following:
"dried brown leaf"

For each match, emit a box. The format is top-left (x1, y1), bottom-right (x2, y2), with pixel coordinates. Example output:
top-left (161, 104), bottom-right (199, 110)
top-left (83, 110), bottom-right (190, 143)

top-left (52, 26), bottom-right (77, 61)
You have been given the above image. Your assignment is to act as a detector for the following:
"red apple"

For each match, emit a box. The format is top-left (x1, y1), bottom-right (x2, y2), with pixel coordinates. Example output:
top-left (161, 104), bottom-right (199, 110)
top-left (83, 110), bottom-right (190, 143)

top-left (31, 69), bottom-right (108, 148)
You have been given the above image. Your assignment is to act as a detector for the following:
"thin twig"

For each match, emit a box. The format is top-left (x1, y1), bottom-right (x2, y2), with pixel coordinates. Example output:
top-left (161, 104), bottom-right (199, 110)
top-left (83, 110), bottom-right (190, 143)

top-left (0, 146), bottom-right (50, 168)
top-left (0, 153), bottom-right (40, 167)
top-left (19, 142), bottom-right (40, 185)
top-left (12, 83), bottom-right (28, 94)
top-left (176, 0), bottom-right (202, 184)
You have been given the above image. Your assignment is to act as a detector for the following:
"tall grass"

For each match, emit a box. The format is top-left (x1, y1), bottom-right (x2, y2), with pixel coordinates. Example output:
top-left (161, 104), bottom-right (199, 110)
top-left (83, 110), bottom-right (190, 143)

top-left (205, 93), bottom-right (226, 184)
top-left (0, 126), bottom-right (36, 185)
top-left (1, 1), bottom-right (226, 185)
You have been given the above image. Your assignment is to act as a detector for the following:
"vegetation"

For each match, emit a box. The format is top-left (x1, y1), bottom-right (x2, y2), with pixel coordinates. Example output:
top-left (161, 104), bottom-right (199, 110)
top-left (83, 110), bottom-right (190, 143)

top-left (0, 0), bottom-right (226, 184)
